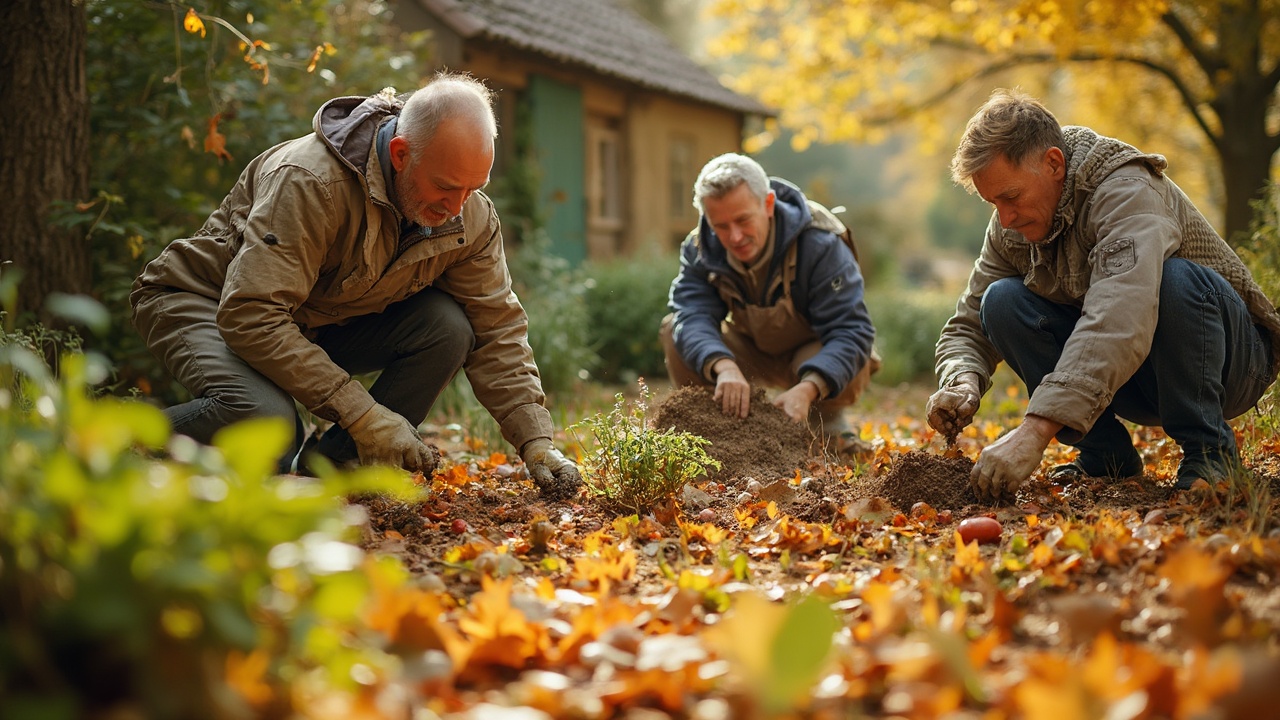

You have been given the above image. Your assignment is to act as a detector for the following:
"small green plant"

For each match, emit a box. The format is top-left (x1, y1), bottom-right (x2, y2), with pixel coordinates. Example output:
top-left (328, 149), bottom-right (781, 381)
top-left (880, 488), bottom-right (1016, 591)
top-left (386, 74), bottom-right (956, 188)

top-left (570, 380), bottom-right (720, 515)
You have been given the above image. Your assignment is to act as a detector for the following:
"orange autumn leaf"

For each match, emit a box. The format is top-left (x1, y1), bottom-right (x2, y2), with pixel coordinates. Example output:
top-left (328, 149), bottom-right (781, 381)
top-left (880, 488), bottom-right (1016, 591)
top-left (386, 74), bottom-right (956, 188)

top-left (203, 114), bottom-right (233, 163)
top-left (362, 565), bottom-right (463, 662)
top-left (457, 575), bottom-right (548, 669)
top-left (225, 648), bottom-right (272, 706)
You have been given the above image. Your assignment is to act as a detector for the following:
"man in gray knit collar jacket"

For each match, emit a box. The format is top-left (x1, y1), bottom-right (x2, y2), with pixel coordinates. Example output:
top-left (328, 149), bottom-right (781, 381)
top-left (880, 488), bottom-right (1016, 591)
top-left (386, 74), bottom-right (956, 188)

top-left (928, 89), bottom-right (1280, 502)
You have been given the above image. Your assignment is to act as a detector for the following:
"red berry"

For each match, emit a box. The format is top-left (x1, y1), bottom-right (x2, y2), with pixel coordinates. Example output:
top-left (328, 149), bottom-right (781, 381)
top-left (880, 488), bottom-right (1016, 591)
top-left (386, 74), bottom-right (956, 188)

top-left (957, 516), bottom-right (1002, 544)
top-left (450, 519), bottom-right (468, 534)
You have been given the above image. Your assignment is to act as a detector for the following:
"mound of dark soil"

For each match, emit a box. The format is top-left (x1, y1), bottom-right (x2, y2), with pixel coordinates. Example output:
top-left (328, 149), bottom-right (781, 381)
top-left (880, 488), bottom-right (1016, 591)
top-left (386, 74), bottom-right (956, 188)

top-left (650, 386), bottom-right (815, 485)
top-left (857, 449), bottom-right (978, 510)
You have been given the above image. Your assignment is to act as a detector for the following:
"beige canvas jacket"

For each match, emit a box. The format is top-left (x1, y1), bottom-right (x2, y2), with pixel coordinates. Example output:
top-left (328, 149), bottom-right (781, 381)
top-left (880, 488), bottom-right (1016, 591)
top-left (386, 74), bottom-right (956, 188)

top-left (936, 127), bottom-right (1280, 442)
top-left (132, 92), bottom-right (553, 451)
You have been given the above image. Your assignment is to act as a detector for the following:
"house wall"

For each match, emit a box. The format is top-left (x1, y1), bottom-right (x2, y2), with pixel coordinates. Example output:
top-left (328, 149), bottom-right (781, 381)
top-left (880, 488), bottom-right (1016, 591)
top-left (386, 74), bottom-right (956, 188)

top-left (626, 95), bottom-right (742, 254)
top-left (389, 13), bottom-right (748, 261)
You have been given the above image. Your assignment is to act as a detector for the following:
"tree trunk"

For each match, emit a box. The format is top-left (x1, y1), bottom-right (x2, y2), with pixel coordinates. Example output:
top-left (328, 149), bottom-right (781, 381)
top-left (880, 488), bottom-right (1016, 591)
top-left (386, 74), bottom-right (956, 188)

top-left (0, 0), bottom-right (90, 319)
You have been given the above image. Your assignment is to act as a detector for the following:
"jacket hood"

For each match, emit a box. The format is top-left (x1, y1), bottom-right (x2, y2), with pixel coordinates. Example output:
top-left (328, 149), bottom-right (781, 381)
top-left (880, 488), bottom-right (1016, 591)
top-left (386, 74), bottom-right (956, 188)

top-left (312, 90), bottom-right (403, 177)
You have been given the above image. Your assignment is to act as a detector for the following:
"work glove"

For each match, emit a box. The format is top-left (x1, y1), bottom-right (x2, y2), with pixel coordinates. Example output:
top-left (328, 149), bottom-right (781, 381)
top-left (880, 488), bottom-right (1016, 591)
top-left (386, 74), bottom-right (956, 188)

top-left (970, 417), bottom-right (1058, 503)
top-left (926, 373), bottom-right (983, 439)
top-left (521, 438), bottom-right (582, 500)
top-left (347, 404), bottom-right (439, 474)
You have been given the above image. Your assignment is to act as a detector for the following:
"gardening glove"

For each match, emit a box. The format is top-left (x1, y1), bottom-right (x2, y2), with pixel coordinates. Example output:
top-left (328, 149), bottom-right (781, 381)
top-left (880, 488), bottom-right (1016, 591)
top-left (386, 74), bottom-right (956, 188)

top-left (521, 438), bottom-right (582, 500)
top-left (346, 404), bottom-right (439, 474)
top-left (926, 373), bottom-right (982, 439)
top-left (971, 416), bottom-right (1058, 503)
top-left (712, 359), bottom-right (751, 419)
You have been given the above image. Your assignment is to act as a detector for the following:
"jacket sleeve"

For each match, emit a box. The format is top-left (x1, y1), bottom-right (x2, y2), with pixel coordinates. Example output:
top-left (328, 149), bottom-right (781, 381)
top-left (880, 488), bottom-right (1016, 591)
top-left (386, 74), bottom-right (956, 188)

top-left (934, 213), bottom-right (1019, 394)
top-left (217, 164), bottom-right (377, 427)
top-left (1026, 171), bottom-right (1181, 441)
top-left (794, 231), bottom-right (875, 397)
top-left (667, 236), bottom-right (734, 379)
top-left (433, 203), bottom-right (554, 453)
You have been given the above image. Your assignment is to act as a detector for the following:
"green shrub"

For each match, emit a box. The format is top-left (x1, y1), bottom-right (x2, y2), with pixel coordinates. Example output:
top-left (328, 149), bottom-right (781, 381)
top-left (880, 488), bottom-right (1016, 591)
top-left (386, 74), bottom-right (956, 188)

top-left (570, 381), bottom-right (720, 514)
top-left (583, 251), bottom-right (678, 384)
top-left (0, 321), bottom-right (413, 718)
top-left (508, 231), bottom-right (599, 395)
top-left (864, 287), bottom-right (956, 385)
top-left (1237, 181), bottom-right (1280, 447)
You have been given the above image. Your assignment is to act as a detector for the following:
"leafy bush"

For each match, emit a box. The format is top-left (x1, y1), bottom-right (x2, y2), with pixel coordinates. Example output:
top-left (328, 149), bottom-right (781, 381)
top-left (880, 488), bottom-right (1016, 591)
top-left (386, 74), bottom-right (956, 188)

top-left (0, 311), bottom-right (413, 718)
top-left (508, 231), bottom-right (599, 394)
top-left (80, 1), bottom-right (434, 403)
top-left (864, 287), bottom-right (956, 385)
top-left (583, 250), bottom-right (678, 384)
top-left (570, 381), bottom-right (720, 514)
top-left (1237, 181), bottom-right (1280, 441)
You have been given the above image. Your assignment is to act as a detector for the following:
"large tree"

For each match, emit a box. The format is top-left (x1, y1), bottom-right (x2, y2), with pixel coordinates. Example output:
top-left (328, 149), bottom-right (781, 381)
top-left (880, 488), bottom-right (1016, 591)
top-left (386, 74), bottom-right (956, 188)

top-left (708, 0), bottom-right (1280, 242)
top-left (0, 0), bottom-right (90, 318)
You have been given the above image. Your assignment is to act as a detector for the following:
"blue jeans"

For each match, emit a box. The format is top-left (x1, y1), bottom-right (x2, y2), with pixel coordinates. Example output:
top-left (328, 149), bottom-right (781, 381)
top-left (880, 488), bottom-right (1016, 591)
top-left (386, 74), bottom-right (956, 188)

top-left (147, 287), bottom-right (474, 473)
top-left (980, 258), bottom-right (1274, 486)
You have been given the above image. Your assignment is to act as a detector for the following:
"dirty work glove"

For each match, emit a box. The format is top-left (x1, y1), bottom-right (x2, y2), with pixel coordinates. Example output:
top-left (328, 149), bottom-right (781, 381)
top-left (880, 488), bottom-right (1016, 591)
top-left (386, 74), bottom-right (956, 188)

top-left (521, 438), bottom-right (582, 500)
top-left (971, 417), bottom-right (1058, 503)
top-left (346, 404), bottom-right (439, 473)
top-left (926, 373), bottom-right (982, 439)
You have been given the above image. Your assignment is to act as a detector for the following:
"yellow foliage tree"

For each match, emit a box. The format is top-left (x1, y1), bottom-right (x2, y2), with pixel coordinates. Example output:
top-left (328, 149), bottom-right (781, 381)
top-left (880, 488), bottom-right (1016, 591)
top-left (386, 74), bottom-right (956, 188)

top-left (708, 0), bottom-right (1280, 243)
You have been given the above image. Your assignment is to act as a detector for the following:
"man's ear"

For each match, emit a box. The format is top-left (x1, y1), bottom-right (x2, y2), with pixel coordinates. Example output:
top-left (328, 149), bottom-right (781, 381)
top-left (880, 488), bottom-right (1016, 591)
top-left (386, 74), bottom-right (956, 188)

top-left (1045, 146), bottom-right (1066, 181)
top-left (388, 135), bottom-right (409, 172)
top-left (764, 189), bottom-right (776, 216)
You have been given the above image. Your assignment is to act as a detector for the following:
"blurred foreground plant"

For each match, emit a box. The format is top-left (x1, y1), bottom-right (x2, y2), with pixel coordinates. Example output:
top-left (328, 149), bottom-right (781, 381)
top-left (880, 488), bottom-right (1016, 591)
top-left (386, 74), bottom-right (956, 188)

top-left (570, 381), bottom-right (720, 515)
top-left (0, 290), bottom-right (417, 718)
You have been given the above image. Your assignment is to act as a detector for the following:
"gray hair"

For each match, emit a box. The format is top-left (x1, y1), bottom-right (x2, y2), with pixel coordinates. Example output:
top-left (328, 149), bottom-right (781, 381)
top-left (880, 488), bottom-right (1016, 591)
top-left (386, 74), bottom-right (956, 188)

top-left (692, 153), bottom-right (770, 213)
top-left (951, 88), bottom-right (1065, 190)
top-left (397, 70), bottom-right (497, 148)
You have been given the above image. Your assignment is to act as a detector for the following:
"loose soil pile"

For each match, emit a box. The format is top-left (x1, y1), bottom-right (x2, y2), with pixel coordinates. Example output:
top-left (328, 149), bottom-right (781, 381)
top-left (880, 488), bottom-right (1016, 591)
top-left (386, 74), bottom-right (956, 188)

top-left (858, 449), bottom-right (978, 510)
top-left (650, 386), bottom-right (815, 485)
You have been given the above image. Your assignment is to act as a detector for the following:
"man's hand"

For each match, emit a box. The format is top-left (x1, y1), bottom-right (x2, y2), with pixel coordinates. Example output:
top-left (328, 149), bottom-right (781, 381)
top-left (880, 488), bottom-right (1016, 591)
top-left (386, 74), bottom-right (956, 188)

top-left (521, 438), bottom-right (582, 500)
top-left (926, 373), bottom-right (983, 439)
top-left (773, 380), bottom-right (820, 423)
top-left (712, 358), bottom-right (751, 418)
top-left (971, 415), bottom-right (1061, 502)
top-left (347, 403), bottom-right (439, 473)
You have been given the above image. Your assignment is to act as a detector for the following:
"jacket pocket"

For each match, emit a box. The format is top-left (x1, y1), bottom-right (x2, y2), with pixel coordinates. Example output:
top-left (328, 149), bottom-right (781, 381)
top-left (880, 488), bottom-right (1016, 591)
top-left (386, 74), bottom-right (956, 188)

top-left (1095, 238), bottom-right (1136, 277)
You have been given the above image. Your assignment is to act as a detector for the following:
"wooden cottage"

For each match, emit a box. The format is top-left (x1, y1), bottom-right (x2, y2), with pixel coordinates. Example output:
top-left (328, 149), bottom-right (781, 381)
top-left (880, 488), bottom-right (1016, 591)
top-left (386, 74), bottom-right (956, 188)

top-left (397, 0), bottom-right (773, 262)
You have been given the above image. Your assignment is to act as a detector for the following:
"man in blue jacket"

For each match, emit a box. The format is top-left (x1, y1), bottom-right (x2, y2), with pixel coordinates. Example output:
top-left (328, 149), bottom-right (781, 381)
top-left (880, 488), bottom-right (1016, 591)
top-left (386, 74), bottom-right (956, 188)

top-left (660, 153), bottom-right (878, 454)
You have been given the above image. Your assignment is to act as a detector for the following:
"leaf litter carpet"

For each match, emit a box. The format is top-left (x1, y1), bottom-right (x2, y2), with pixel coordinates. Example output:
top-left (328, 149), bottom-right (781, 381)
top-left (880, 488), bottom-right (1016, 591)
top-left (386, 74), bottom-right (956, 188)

top-left (356, 384), bottom-right (1280, 718)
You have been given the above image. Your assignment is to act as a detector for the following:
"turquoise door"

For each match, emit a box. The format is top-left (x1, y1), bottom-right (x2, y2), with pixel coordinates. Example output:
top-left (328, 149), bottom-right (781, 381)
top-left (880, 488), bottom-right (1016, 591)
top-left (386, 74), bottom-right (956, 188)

top-left (528, 75), bottom-right (586, 264)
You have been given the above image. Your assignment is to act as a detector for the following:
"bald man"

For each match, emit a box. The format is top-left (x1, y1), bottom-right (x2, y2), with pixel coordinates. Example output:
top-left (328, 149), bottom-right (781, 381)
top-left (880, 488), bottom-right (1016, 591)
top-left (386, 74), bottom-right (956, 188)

top-left (132, 71), bottom-right (581, 497)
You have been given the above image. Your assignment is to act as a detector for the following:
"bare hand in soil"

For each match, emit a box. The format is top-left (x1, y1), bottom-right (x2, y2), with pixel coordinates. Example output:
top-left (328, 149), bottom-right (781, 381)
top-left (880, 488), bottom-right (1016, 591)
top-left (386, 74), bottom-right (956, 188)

top-left (926, 374), bottom-right (982, 438)
top-left (521, 439), bottom-right (582, 501)
top-left (712, 360), bottom-right (751, 418)
top-left (971, 421), bottom-right (1054, 503)
top-left (772, 381), bottom-right (820, 422)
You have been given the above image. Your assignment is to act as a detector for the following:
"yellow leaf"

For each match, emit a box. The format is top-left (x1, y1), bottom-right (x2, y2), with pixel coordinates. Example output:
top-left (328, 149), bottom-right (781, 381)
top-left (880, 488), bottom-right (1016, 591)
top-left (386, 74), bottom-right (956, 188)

top-left (183, 8), bottom-right (206, 38)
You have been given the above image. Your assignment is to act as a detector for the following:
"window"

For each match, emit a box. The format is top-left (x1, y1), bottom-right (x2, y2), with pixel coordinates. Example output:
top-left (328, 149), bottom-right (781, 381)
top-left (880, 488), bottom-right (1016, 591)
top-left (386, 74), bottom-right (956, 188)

top-left (587, 123), bottom-right (623, 228)
top-left (669, 134), bottom-right (697, 221)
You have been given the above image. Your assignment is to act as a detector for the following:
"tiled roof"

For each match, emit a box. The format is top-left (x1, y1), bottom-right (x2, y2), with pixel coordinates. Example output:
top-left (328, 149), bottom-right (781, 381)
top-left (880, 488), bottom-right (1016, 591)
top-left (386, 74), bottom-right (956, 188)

top-left (416, 0), bottom-right (773, 115)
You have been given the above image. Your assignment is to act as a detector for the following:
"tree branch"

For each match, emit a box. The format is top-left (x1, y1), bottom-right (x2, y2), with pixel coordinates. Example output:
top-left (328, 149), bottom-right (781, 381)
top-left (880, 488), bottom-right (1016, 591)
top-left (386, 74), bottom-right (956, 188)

top-left (1159, 8), bottom-right (1224, 79)
top-left (881, 46), bottom-right (1222, 153)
